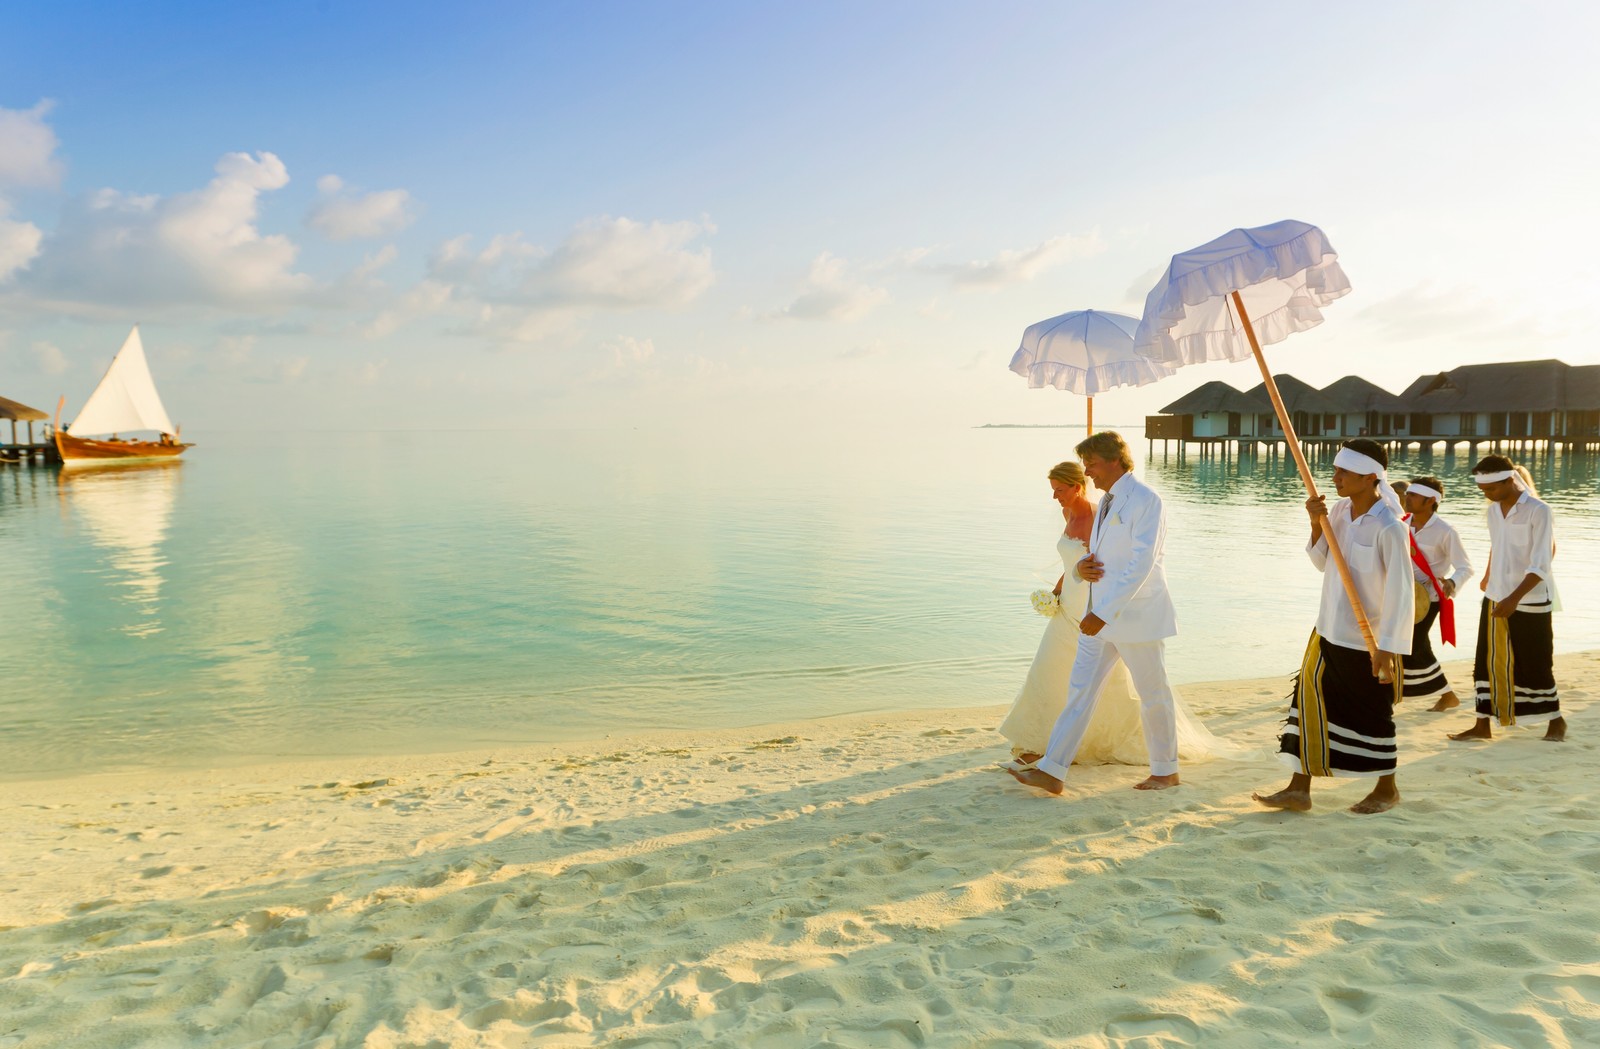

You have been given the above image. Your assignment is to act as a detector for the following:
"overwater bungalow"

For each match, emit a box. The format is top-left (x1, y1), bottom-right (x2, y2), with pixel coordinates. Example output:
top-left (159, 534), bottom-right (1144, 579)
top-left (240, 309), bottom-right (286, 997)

top-left (1320, 375), bottom-right (1411, 438)
top-left (1395, 360), bottom-right (1600, 446)
top-left (1145, 381), bottom-right (1269, 442)
top-left (1244, 375), bottom-right (1342, 441)
top-left (1146, 359), bottom-right (1600, 454)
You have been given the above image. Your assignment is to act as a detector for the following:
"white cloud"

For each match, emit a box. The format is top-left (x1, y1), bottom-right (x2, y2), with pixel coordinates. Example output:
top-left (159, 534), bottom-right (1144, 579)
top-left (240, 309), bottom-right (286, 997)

top-left (307, 176), bottom-right (416, 241)
top-left (772, 252), bottom-right (889, 322)
top-left (530, 217), bottom-right (714, 308)
top-left (1355, 282), bottom-right (1544, 344)
top-left (16, 151), bottom-right (312, 310)
top-left (421, 216), bottom-right (716, 344)
top-left (583, 334), bottom-right (658, 381)
top-left (361, 278), bottom-right (455, 341)
top-left (0, 101), bottom-right (63, 188)
top-left (925, 231), bottom-right (1105, 289)
top-left (0, 211), bottom-right (43, 282)
top-left (429, 232), bottom-right (538, 288)
top-left (603, 334), bottom-right (656, 366)
top-left (34, 340), bottom-right (69, 375)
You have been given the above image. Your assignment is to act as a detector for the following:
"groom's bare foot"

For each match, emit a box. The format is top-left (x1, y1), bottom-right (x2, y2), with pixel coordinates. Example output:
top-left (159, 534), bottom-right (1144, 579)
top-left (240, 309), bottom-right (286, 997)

top-left (1543, 717), bottom-right (1568, 742)
top-left (1252, 788), bottom-right (1311, 812)
top-left (1449, 719), bottom-right (1492, 741)
top-left (1428, 693), bottom-right (1460, 712)
top-left (1133, 774), bottom-right (1179, 790)
top-left (1016, 752), bottom-right (1043, 764)
top-left (1007, 767), bottom-right (1064, 795)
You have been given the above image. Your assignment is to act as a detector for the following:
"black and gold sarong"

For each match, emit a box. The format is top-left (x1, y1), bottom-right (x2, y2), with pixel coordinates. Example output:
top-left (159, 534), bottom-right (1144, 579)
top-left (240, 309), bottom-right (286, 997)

top-left (1472, 597), bottom-right (1559, 726)
top-left (1401, 602), bottom-right (1451, 698)
top-left (1279, 630), bottom-right (1401, 777)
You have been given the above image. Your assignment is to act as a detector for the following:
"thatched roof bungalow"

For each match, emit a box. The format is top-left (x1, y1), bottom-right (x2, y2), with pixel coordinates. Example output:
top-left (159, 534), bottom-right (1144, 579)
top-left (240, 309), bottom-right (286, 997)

top-left (1149, 381), bottom-right (1269, 440)
top-left (1396, 359), bottom-right (1599, 439)
top-left (1245, 374), bottom-right (1342, 437)
top-left (1320, 376), bottom-right (1409, 437)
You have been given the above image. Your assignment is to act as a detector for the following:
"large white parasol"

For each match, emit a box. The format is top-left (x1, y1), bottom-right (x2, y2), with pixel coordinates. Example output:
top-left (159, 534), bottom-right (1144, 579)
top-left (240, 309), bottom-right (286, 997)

top-left (1009, 308), bottom-right (1174, 435)
top-left (1132, 220), bottom-right (1381, 663)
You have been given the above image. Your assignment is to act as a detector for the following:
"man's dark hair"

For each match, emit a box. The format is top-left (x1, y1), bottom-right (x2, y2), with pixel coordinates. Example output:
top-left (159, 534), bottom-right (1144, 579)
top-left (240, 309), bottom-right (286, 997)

top-left (1410, 475), bottom-right (1444, 498)
top-left (1473, 454), bottom-right (1514, 474)
top-left (1341, 437), bottom-right (1387, 469)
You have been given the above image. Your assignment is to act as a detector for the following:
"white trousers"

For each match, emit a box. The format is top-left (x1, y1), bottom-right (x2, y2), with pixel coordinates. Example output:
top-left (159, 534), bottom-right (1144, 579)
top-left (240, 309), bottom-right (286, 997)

top-left (1036, 633), bottom-right (1179, 780)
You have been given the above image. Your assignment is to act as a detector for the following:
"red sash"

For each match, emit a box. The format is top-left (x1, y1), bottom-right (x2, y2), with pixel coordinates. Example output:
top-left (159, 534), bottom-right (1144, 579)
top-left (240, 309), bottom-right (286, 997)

top-left (1407, 529), bottom-right (1456, 646)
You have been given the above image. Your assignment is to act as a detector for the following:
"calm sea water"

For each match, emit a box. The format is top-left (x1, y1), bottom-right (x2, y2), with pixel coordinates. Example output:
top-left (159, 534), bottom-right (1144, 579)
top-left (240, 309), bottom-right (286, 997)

top-left (2, 426), bottom-right (1595, 780)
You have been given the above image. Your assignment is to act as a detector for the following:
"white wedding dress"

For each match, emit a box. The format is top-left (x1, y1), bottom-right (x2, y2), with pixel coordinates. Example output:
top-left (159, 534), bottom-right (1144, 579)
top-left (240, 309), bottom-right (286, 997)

top-left (999, 535), bottom-right (1221, 765)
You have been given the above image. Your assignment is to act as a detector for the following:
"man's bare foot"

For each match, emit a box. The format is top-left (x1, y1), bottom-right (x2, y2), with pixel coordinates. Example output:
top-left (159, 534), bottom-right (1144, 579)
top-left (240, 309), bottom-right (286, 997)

top-left (1543, 717), bottom-right (1567, 742)
top-left (1133, 773), bottom-right (1179, 790)
top-left (1428, 693), bottom-right (1460, 712)
top-left (1252, 789), bottom-right (1311, 812)
top-left (1350, 787), bottom-right (1400, 814)
top-left (1449, 719), bottom-right (1492, 741)
top-left (1007, 767), bottom-right (1064, 795)
top-left (1016, 752), bottom-right (1043, 764)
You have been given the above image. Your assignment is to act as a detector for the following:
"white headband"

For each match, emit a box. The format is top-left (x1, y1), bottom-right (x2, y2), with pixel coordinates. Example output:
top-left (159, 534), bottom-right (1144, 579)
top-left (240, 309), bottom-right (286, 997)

top-left (1333, 447), bottom-right (1405, 517)
top-left (1408, 482), bottom-right (1442, 503)
top-left (1474, 469), bottom-right (1526, 491)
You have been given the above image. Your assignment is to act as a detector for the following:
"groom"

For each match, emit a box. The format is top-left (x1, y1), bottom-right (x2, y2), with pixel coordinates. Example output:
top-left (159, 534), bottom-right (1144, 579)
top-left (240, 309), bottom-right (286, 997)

top-left (1009, 431), bottom-right (1181, 795)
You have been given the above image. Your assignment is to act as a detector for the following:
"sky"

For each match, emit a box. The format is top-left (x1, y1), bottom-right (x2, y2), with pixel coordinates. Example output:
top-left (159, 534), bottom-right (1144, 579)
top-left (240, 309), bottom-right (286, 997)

top-left (2, 1), bottom-right (1598, 434)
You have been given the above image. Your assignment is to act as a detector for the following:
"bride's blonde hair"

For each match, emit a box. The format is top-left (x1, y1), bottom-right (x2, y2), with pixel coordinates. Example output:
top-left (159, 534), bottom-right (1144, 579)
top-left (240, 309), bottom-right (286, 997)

top-left (1048, 461), bottom-right (1086, 489)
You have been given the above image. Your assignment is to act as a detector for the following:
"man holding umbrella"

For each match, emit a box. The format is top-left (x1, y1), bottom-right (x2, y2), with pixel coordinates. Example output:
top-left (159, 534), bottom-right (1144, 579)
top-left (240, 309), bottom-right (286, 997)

top-left (1254, 439), bottom-right (1414, 814)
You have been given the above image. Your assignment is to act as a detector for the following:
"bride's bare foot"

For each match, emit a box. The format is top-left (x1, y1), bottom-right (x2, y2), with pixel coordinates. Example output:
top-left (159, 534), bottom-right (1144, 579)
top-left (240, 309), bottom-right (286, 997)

top-left (1006, 767), bottom-right (1064, 795)
top-left (1449, 719), bottom-right (1492, 741)
top-left (1543, 717), bottom-right (1568, 742)
top-left (1428, 693), bottom-right (1460, 712)
top-left (1252, 788), bottom-right (1311, 812)
top-left (1133, 773), bottom-right (1179, 791)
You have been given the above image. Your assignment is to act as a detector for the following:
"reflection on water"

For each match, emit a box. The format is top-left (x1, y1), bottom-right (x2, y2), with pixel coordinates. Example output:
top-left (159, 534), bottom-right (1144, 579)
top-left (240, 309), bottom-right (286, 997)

top-left (0, 428), bottom-right (1593, 780)
top-left (57, 462), bottom-right (182, 637)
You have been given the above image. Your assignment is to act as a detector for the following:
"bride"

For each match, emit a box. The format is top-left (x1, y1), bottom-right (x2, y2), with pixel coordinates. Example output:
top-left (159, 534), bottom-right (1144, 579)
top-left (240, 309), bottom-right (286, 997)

top-left (999, 460), bottom-right (1219, 767)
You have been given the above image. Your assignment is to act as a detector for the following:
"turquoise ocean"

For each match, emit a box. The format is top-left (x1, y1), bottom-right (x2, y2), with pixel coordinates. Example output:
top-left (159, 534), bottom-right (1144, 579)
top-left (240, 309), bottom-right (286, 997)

top-left (2, 426), bottom-right (1595, 781)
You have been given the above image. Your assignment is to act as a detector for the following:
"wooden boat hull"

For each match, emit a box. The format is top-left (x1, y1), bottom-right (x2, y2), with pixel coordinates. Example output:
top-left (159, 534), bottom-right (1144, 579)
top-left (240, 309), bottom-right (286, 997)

top-left (55, 430), bottom-right (191, 466)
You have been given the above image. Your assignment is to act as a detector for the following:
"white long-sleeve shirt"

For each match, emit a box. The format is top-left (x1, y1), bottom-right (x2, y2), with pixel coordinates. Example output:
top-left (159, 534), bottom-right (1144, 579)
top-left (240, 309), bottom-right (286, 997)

top-left (1409, 514), bottom-right (1474, 597)
top-left (1485, 492), bottom-right (1556, 611)
top-left (1307, 497), bottom-right (1414, 655)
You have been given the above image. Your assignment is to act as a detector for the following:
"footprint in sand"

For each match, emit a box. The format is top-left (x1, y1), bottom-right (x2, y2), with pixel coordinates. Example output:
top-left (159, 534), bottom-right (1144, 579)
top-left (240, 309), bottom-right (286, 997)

top-left (1105, 1014), bottom-right (1200, 1044)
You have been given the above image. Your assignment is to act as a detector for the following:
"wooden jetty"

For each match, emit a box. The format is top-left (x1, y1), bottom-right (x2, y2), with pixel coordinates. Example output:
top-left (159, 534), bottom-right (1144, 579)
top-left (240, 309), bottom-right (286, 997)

top-left (0, 395), bottom-right (57, 465)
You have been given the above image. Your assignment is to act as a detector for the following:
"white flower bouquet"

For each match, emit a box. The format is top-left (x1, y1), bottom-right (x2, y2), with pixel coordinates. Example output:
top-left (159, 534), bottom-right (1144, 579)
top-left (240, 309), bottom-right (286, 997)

top-left (1030, 589), bottom-right (1060, 617)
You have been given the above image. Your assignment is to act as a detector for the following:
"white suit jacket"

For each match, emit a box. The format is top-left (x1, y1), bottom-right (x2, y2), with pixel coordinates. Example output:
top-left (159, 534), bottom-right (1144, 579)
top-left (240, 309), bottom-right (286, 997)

top-left (1080, 471), bottom-right (1178, 642)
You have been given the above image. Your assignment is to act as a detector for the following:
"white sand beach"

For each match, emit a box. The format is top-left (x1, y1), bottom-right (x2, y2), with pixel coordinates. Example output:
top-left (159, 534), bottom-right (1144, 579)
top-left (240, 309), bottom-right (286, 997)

top-left (3, 652), bottom-right (1597, 1048)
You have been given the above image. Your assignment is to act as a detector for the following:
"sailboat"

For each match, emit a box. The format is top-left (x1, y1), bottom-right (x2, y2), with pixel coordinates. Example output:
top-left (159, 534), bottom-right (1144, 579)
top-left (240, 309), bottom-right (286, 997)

top-left (54, 326), bottom-right (193, 465)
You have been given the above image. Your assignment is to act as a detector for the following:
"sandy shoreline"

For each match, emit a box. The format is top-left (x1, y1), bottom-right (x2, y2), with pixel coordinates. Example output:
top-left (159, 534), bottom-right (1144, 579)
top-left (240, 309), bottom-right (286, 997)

top-left (3, 652), bottom-right (1598, 1047)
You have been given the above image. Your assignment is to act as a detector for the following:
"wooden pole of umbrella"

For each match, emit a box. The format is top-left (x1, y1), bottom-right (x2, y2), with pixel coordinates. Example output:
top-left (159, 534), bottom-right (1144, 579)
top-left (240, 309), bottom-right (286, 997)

top-left (1086, 396), bottom-right (1093, 436)
top-left (1230, 291), bottom-right (1384, 671)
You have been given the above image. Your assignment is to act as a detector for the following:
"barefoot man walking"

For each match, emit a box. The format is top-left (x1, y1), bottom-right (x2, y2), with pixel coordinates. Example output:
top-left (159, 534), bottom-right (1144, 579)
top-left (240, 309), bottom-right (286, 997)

top-left (1401, 477), bottom-right (1473, 712)
top-left (1254, 439), bottom-right (1414, 815)
top-left (1449, 456), bottom-right (1566, 743)
top-left (1008, 431), bottom-right (1181, 796)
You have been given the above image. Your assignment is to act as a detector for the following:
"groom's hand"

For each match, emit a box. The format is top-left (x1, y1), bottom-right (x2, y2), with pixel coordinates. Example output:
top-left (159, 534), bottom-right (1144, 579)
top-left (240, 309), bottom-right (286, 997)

top-left (1077, 556), bottom-right (1105, 582)
top-left (1080, 613), bottom-right (1105, 636)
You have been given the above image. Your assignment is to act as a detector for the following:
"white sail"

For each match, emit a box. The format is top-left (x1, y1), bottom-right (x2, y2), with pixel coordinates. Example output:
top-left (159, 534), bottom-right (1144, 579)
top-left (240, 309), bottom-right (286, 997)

top-left (69, 326), bottom-right (179, 437)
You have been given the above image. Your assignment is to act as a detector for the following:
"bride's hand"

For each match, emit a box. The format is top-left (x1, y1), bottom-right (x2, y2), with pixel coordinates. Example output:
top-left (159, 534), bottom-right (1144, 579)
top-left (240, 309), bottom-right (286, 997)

top-left (1077, 556), bottom-right (1105, 582)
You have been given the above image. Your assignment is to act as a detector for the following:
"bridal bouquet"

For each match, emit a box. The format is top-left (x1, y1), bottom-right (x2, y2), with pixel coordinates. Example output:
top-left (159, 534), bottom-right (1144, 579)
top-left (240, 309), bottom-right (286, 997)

top-left (1030, 589), bottom-right (1060, 617)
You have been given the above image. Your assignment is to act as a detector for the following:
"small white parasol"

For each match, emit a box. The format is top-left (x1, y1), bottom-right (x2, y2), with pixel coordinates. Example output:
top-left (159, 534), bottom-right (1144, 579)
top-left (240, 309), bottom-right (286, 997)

top-left (1009, 308), bottom-right (1174, 435)
top-left (1133, 220), bottom-right (1381, 664)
